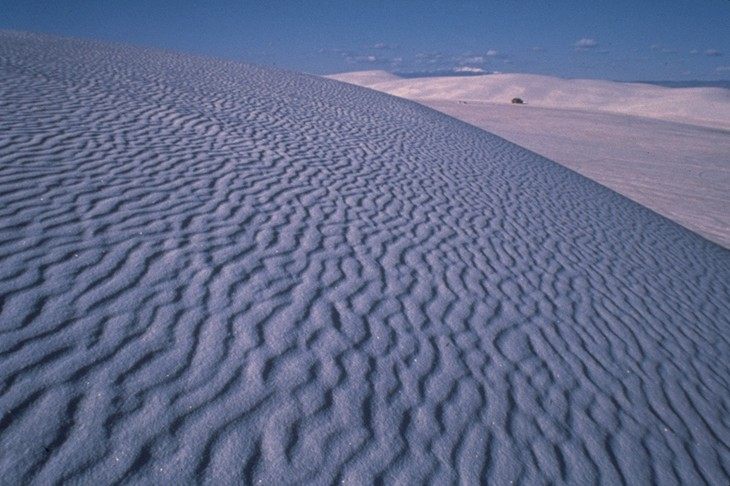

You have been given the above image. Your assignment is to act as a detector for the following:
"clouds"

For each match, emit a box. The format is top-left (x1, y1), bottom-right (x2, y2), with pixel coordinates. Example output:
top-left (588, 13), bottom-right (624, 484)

top-left (574, 38), bottom-right (609, 55)
top-left (371, 42), bottom-right (396, 50)
top-left (453, 66), bottom-right (487, 74)
top-left (657, 46), bottom-right (722, 57)
top-left (340, 47), bottom-right (509, 76)
top-left (408, 48), bottom-right (509, 73)
top-left (574, 38), bottom-right (598, 51)
top-left (361, 55), bottom-right (378, 63)
top-left (328, 38), bottom-right (609, 77)
top-left (454, 49), bottom-right (502, 65)
top-left (323, 37), bottom-right (726, 80)
top-left (350, 54), bottom-right (403, 67)
top-left (319, 43), bottom-right (406, 69)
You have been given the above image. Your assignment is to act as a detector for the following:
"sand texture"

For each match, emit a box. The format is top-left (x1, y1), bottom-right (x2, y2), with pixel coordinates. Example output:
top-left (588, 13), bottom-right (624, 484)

top-left (1, 32), bottom-right (730, 484)
top-left (419, 100), bottom-right (730, 248)
top-left (328, 71), bottom-right (730, 248)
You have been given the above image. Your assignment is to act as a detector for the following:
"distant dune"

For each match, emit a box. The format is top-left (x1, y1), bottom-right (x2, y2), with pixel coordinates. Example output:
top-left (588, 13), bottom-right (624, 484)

top-left (1, 32), bottom-right (729, 484)
top-left (328, 70), bottom-right (730, 247)
top-left (329, 70), bottom-right (730, 129)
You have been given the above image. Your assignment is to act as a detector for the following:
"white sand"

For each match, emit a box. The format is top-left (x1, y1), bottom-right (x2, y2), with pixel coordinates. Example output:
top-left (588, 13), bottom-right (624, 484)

top-left (327, 71), bottom-right (730, 247)
top-left (329, 70), bottom-right (730, 129)
top-left (1, 32), bottom-right (729, 484)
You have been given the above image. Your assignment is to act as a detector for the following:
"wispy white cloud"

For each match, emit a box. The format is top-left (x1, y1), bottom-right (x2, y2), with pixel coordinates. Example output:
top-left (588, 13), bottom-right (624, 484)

top-left (453, 49), bottom-right (505, 67)
top-left (705, 49), bottom-right (722, 57)
top-left (717, 66), bottom-right (730, 72)
top-left (344, 54), bottom-right (379, 64)
top-left (343, 52), bottom-right (400, 67)
top-left (454, 66), bottom-right (487, 74)
top-left (574, 38), bottom-right (598, 50)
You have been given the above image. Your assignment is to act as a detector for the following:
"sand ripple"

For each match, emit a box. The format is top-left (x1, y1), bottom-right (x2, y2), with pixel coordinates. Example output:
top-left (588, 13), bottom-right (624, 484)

top-left (1, 32), bottom-right (729, 484)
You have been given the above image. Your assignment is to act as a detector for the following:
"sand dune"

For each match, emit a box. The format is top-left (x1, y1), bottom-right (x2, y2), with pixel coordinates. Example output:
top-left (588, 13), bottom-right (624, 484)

top-left (1, 32), bottom-right (729, 484)
top-left (329, 70), bottom-right (730, 129)
top-left (328, 71), bottom-right (730, 247)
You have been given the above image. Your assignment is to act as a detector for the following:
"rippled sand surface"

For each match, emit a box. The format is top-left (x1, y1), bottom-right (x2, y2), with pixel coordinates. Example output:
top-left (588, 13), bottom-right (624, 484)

top-left (1, 32), bottom-right (729, 484)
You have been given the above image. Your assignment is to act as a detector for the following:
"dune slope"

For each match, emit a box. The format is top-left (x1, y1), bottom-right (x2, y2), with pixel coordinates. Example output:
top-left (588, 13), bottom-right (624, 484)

top-left (1, 32), bottom-right (729, 484)
top-left (328, 71), bottom-right (730, 248)
top-left (419, 100), bottom-right (730, 248)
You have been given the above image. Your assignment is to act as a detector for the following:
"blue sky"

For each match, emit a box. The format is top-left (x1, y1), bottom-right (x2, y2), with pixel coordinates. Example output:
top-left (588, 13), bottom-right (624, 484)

top-left (1, 0), bottom-right (728, 80)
